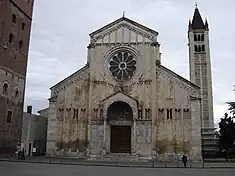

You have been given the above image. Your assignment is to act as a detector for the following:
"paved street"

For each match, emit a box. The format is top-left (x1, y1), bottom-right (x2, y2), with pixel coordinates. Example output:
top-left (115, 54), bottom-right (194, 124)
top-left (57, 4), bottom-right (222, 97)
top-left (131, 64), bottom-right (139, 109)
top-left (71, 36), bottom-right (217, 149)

top-left (0, 162), bottom-right (235, 176)
top-left (1, 156), bottom-right (235, 168)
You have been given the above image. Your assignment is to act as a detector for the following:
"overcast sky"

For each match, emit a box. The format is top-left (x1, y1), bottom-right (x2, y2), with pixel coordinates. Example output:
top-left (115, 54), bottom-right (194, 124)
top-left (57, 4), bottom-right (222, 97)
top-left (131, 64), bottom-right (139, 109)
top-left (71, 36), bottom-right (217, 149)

top-left (25, 0), bottom-right (235, 125)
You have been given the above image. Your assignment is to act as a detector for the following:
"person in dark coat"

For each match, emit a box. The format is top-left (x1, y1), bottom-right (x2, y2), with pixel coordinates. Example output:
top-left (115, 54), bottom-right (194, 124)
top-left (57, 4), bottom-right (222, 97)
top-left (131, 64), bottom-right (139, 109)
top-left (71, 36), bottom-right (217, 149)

top-left (182, 155), bottom-right (188, 168)
top-left (17, 151), bottom-right (22, 160)
top-left (21, 150), bottom-right (25, 160)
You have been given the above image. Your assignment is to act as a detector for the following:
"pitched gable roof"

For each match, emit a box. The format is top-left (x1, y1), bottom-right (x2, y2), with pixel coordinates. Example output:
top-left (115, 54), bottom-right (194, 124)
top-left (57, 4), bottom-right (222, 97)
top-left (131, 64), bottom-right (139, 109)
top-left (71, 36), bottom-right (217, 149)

top-left (89, 16), bottom-right (159, 37)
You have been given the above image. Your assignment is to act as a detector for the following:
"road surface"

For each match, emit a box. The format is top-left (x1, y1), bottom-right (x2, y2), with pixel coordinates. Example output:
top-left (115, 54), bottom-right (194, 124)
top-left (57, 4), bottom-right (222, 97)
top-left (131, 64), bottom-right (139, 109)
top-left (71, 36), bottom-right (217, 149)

top-left (0, 161), bottom-right (234, 176)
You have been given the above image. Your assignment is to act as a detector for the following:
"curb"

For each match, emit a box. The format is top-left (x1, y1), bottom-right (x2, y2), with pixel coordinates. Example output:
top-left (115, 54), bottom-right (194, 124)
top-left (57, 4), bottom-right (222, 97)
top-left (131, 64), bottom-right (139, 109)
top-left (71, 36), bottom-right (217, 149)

top-left (1, 159), bottom-right (235, 169)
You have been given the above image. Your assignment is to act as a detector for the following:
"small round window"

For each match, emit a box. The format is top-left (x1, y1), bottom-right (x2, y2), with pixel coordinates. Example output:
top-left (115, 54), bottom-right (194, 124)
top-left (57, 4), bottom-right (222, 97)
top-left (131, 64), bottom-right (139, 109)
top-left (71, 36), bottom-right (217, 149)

top-left (108, 51), bottom-right (137, 80)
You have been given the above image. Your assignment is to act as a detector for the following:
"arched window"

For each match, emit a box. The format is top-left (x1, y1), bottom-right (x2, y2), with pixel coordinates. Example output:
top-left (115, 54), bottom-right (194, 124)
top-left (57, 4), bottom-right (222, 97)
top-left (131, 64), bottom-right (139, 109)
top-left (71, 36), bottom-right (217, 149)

top-left (194, 35), bottom-right (197, 41)
top-left (198, 45), bottom-right (202, 52)
top-left (19, 40), bottom-right (23, 49)
top-left (7, 110), bottom-right (12, 124)
top-left (201, 34), bottom-right (204, 41)
top-left (9, 33), bottom-right (14, 43)
top-left (15, 89), bottom-right (19, 97)
top-left (197, 35), bottom-right (201, 41)
top-left (12, 14), bottom-right (16, 23)
top-left (194, 45), bottom-right (198, 52)
top-left (202, 45), bottom-right (205, 52)
top-left (2, 83), bottom-right (9, 95)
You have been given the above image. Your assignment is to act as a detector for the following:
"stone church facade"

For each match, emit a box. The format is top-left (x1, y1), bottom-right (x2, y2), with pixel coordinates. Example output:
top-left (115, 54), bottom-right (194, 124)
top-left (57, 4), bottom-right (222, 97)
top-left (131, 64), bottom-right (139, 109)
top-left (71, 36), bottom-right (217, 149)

top-left (41, 7), bottom-right (214, 161)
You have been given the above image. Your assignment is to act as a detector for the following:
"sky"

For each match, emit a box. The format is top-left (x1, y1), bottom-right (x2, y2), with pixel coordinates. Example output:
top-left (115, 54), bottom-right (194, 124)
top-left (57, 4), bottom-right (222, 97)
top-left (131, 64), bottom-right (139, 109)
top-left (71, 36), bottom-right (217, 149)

top-left (25, 0), bottom-right (235, 126)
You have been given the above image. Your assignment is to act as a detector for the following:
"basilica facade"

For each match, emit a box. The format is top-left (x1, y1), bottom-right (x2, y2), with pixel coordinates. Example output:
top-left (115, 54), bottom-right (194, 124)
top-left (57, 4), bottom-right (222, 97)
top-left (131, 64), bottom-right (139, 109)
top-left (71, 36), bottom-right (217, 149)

top-left (40, 7), bottom-right (214, 161)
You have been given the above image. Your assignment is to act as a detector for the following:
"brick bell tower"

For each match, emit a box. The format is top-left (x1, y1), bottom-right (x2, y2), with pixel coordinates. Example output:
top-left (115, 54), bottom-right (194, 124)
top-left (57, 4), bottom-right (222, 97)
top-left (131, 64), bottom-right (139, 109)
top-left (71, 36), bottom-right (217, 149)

top-left (188, 5), bottom-right (214, 129)
top-left (0, 0), bottom-right (34, 154)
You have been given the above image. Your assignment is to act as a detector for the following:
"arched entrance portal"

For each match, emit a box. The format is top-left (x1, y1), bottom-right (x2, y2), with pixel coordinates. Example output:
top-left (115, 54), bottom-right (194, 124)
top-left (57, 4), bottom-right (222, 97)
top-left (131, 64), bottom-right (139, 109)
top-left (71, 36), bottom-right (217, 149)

top-left (107, 101), bottom-right (133, 153)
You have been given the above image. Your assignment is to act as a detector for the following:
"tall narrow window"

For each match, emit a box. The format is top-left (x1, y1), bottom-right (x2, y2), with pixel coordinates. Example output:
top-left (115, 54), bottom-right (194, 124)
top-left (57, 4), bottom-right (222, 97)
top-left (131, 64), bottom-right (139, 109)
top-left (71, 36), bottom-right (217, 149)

top-left (145, 109), bottom-right (148, 119)
top-left (9, 33), bottom-right (14, 43)
top-left (167, 109), bottom-right (173, 119)
top-left (21, 22), bottom-right (25, 30)
top-left (201, 34), bottom-right (204, 41)
top-left (158, 109), bottom-right (164, 120)
top-left (15, 89), bottom-right (19, 97)
top-left (202, 45), bottom-right (205, 52)
top-left (93, 108), bottom-right (98, 119)
top-left (81, 108), bottom-right (86, 119)
top-left (167, 109), bottom-right (170, 119)
top-left (100, 109), bottom-right (103, 119)
top-left (2, 83), bottom-right (8, 95)
top-left (19, 40), bottom-right (23, 49)
top-left (7, 110), bottom-right (12, 124)
top-left (138, 109), bottom-right (143, 119)
top-left (183, 109), bottom-right (190, 119)
top-left (169, 109), bottom-right (172, 119)
top-left (198, 45), bottom-right (202, 52)
top-left (76, 109), bottom-right (79, 119)
top-left (12, 14), bottom-right (16, 23)
top-left (147, 109), bottom-right (150, 119)
top-left (194, 34), bottom-right (197, 41)
top-left (194, 45), bottom-right (198, 52)
top-left (197, 35), bottom-right (201, 41)
top-left (73, 109), bottom-right (76, 119)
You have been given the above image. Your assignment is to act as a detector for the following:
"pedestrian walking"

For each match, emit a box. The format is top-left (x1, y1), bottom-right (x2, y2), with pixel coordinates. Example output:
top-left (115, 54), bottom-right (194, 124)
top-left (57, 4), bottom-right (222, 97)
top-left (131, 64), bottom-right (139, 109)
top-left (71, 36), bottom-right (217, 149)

top-left (182, 155), bottom-right (188, 168)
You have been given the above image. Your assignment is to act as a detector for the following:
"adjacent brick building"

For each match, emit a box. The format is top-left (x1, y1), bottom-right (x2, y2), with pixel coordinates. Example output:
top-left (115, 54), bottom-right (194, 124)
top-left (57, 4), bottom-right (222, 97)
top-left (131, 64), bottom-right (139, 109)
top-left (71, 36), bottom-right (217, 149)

top-left (0, 0), bottom-right (34, 155)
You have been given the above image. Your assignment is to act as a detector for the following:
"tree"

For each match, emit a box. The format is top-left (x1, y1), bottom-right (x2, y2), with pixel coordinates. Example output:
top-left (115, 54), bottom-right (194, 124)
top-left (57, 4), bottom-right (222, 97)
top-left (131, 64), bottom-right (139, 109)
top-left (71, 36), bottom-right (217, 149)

top-left (218, 112), bottom-right (235, 160)
top-left (227, 101), bottom-right (235, 116)
top-left (226, 85), bottom-right (235, 116)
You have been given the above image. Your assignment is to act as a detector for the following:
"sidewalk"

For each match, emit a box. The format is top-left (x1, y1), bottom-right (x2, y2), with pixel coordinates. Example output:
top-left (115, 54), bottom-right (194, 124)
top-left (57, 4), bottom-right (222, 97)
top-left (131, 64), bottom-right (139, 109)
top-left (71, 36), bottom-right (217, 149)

top-left (1, 156), bottom-right (235, 168)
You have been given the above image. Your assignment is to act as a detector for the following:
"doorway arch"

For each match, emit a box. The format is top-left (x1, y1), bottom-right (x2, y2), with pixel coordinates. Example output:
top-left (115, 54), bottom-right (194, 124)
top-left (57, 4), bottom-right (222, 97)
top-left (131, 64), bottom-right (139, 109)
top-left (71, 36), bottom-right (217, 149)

top-left (107, 101), bottom-right (133, 121)
top-left (107, 101), bottom-right (133, 153)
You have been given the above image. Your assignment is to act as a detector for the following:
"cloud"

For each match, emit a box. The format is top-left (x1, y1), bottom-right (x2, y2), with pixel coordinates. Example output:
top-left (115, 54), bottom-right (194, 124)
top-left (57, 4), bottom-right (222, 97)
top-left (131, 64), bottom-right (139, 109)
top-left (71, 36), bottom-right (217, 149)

top-left (25, 0), bottom-right (235, 126)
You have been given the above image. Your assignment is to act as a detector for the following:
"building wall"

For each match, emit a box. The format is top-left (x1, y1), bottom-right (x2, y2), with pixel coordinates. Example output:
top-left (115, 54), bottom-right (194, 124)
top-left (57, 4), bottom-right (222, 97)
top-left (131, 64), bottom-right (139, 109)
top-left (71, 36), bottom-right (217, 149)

top-left (21, 112), bottom-right (48, 156)
top-left (0, 0), bottom-right (34, 154)
top-left (41, 19), bottom-right (202, 160)
top-left (0, 68), bottom-right (24, 154)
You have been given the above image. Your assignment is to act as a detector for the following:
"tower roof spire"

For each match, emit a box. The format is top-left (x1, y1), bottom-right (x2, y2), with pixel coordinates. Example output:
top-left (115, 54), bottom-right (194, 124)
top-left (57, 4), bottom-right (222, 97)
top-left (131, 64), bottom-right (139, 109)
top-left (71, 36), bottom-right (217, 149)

top-left (191, 6), bottom-right (206, 30)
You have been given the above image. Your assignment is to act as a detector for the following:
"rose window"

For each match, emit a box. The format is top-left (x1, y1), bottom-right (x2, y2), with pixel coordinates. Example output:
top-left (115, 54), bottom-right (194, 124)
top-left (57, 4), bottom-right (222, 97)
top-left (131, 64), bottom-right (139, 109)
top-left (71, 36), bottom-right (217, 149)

top-left (108, 51), bottom-right (137, 80)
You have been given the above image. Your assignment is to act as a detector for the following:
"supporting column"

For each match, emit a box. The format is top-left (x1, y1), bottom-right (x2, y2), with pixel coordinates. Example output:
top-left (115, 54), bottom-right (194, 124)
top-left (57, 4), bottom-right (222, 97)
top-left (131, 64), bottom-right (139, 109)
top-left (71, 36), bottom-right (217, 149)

top-left (132, 119), bottom-right (136, 155)
top-left (102, 119), bottom-right (107, 155)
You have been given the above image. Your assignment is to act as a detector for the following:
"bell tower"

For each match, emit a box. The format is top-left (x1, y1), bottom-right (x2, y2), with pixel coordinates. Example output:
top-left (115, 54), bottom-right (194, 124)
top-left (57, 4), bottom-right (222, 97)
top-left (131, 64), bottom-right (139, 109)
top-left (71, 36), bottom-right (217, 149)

top-left (188, 6), bottom-right (214, 128)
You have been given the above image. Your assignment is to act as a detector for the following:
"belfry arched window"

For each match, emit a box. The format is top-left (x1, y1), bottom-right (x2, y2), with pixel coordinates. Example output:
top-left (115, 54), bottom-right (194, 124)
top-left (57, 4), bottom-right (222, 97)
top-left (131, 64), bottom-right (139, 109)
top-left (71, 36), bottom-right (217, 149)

top-left (201, 34), bottom-right (204, 41)
top-left (202, 45), bottom-right (205, 52)
top-left (194, 45), bottom-right (198, 52)
top-left (197, 35), bottom-right (201, 41)
top-left (194, 35), bottom-right (197, 41)
top-left (198, 45), bottom-right (202, 52)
